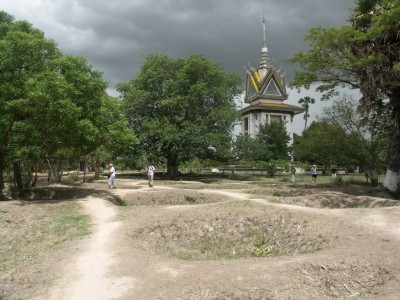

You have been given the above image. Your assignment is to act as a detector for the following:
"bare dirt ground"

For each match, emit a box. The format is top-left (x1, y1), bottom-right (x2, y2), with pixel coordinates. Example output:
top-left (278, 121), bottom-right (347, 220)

top-left (2, 175), bottom-right (400, 300)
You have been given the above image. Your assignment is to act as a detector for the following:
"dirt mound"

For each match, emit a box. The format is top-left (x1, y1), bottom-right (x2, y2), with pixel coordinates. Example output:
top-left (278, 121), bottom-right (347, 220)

top-left (123, 189), bottom-right (231, 205)
top-left (132, 203), bottom-right (333, 260)
top-left (274, 191), bottom-right (400, 208)
top-left (17, 185), bottom-right (104, 201)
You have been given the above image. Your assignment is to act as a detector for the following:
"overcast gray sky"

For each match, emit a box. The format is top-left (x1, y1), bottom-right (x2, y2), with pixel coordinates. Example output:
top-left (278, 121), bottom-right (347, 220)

top-left (0, 0), bottom-right (357, 133)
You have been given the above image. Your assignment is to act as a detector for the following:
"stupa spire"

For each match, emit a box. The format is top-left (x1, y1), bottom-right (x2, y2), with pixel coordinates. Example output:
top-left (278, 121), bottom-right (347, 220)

top-left (259, 15), bottom-right (271, 70)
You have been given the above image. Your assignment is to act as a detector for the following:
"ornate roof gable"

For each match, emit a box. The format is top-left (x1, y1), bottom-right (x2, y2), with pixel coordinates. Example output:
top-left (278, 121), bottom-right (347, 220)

top-left (244, 17), bottom-right (287, 103)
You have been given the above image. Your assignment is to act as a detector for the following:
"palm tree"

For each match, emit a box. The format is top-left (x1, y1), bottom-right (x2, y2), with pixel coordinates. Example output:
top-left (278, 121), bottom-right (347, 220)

top-left (350, 0), bottom-right (381, 31)
top-left (298, 96), bottom-right (315, 131)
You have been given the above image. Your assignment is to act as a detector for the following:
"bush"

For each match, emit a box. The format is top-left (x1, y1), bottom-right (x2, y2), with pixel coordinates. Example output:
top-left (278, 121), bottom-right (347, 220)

top-left (185, 195), bottom-right (197, 203)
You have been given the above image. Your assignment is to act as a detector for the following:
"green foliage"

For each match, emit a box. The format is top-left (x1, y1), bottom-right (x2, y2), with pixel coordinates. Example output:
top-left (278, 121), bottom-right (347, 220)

top-left (0, 12), bottom-right (137, 189)
top-left (180, 158), bottom-right (203, 171)
top-left (294, 94), bottom-right (386, 187)
top-left (184, 195), bottom-right (197, 203)
top-left (286, 25), bottom-right (361, 100)
top-left (119, 200), bottom-right (129, 206)
top-left (234, 121), bottom-right (291, 163)
top-left (294, 121), bottom-right (356, 168)
top-left (118, 53), bottom-right (242, 175)
top-left (319, 94), bottom-right (387, 176)
top-left (266, 163), bottom-right (277, 177)
top-left (286, 0), bottom-right (400, 196)
top-left (233, 134), bottom-right (255, 161)
top-left (333, 176), bottom-right (344, 186)
top-left (255, 121), bottom-right (291, 161)
top-left (272, 191), bottom-right (283, 197)
top-left (252, 243), bottom-right (275, 257)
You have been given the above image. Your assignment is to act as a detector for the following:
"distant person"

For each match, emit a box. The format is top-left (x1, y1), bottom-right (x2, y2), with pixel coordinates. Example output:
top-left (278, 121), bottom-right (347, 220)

top-left (331, 167), bottom-right (337, 179)
top-left (311, 165), bottom-right (317, 183)
top-left (290, 166), bottom-right (296, 184)
top-left (146, 163), bottom-right (155, 187)
top-left (108, 164), bottom-right (117, 189)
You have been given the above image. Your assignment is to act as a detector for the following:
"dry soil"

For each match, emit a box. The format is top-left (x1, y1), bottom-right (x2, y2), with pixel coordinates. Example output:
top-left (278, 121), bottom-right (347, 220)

top-left (2, 175), bottom-right (400, 300)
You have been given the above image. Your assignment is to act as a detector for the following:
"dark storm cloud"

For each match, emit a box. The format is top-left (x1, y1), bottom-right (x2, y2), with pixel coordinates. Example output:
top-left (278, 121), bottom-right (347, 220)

top-left (0, 0), bottom-right (354, 91)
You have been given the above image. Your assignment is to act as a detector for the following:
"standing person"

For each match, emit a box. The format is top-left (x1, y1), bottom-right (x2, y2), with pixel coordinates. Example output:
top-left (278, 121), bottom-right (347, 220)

top-left (146, 163), bottom-right (155, 187)
top-left (311, 164), bottom-right (318, 183)
top-left (108, 164), bottom-right (117, 189)
top-left (331, 167), bottom-right (337, 180)
top-left (290, 166), bottom-right (296, 184)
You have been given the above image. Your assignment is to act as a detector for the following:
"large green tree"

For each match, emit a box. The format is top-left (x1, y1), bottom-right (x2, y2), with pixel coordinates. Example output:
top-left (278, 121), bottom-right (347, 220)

top-left (118, 53), bottom-right (242, 176)
top-left (287, 0), bottom-right (400, 198)
top-left (0, 12), bottom-right (136, 193)
top-left (0, 12), bottom-right (61, 190)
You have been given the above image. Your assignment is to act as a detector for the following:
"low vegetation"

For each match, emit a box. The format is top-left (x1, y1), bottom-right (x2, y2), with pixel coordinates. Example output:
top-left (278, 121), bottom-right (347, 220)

top-left (0, 201), bottom-right (91, 299)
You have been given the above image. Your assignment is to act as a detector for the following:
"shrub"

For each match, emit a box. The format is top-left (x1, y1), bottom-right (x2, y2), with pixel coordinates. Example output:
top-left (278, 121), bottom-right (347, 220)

top-left (185, 195), bottom-right (197, 203)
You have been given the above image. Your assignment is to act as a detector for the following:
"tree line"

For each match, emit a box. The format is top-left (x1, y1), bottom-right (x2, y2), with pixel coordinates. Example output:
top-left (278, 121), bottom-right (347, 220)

top-left (1, 0), bottom-right (399, 199)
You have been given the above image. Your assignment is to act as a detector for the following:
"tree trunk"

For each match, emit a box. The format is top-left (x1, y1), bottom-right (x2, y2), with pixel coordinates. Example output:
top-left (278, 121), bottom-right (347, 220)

top-left (0, 159), bottom-right (4, 199)
top-left (0, 151), bottom-right (5, 191)
top-left (83, 156), bottom-right (88, 183)
top-left (304, 116), bottom-right (308, 131)
top-left (94, 159), bottom-right (100, 179)
top-left (12, 160), bottom-right (23, 189)
top-left (32, 167), bottom-right (38, 187)
top-left (383, 93), bottom-right (400, 199)
top-left (46, 157), bottom-right (64, 183)
top-left (167, 164), bottom-right (179, 176)
top-left (368, 169), bottom-right (379, 187)
top-left (167, 155), bottom-right (179, 176)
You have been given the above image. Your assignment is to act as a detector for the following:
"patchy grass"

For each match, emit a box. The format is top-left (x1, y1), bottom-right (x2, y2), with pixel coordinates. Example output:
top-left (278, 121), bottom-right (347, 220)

top-left (123, 190), bottom-right (231, 206)
top-left (0, 200), bottom-right (91, 300)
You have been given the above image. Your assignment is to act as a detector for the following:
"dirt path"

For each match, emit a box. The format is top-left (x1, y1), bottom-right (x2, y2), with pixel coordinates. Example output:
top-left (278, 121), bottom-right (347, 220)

top-left (35, 196), bottom-right (135, 300)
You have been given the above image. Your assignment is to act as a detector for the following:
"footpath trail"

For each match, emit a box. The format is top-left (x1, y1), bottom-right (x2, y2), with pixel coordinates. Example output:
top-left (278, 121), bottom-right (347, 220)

top-left (35, 196), bottom-right (135, 300)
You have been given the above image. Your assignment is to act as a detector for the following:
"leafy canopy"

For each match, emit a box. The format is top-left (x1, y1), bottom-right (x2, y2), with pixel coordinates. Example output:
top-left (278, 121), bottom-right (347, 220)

top-left (0, 11), bottom-right (137, 188)
top-left (118, 53), bottom-right (242, 174)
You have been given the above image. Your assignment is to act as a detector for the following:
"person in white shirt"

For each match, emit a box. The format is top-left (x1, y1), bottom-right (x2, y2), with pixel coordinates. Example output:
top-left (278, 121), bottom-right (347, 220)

top-left (290, 166), bottom-right (296, 184)
top-left (108, 164), bottom-right (116, 189)
top-left (146, 163), bottom-right (155, 187)
top-left (311, 165), bottom-right (317, 183)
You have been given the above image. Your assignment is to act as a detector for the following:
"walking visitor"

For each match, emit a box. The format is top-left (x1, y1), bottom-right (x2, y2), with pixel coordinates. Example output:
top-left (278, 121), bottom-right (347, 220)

top-left (290, 166), bottom-right (296, 184)
top-left (108, 163), bottom-right (117, 189)
top-left (146, 163), bottom-right (155, 187)
top-left (311, 165), bottom-right (317, 183)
